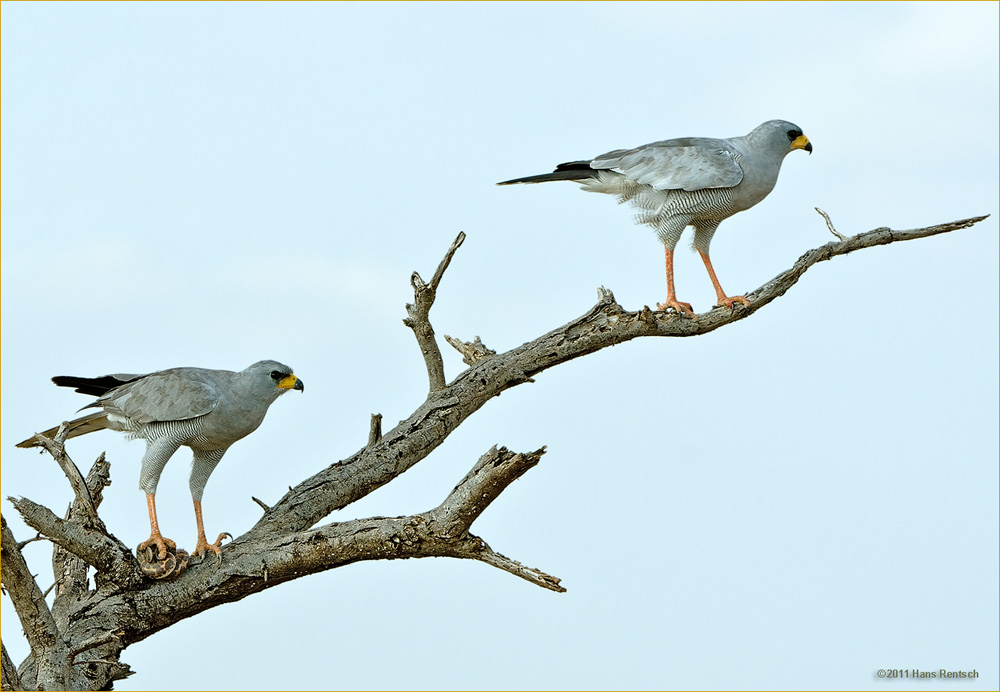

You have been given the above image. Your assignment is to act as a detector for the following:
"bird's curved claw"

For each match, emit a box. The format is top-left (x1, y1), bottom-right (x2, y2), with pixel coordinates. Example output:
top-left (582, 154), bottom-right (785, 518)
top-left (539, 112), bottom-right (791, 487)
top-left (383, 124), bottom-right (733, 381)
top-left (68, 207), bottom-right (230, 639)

top-left (192, 532), bottom-right (231, 561)
top-left (138, 533), bottom-right (177, 561)
top-left (715, 295), bottom-right (750, 311)
top-left (656, 298), bottom-right (697, 319)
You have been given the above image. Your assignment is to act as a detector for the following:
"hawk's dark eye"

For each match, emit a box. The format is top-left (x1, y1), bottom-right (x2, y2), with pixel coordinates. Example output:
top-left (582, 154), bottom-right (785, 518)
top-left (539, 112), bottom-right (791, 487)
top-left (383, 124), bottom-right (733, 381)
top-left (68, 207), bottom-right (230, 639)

top-left (787, 129), bottom-right (803, 142)
top-left (270, 371), bottom-right (285, 381)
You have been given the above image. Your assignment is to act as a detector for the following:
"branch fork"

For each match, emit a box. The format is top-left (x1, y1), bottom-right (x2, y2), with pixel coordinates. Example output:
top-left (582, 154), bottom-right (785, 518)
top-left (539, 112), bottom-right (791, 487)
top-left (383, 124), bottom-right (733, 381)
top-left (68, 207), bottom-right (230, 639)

top-left (404, 232), bottom-right (466, 392)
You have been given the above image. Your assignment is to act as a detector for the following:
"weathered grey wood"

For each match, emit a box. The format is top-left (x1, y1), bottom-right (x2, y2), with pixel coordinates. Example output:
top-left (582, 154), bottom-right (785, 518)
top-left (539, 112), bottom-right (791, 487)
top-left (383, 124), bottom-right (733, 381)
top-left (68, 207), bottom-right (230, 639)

top-left (3, 215), bottom-right (985, 690)
top-left (2, 642), bottom-right (23, 691)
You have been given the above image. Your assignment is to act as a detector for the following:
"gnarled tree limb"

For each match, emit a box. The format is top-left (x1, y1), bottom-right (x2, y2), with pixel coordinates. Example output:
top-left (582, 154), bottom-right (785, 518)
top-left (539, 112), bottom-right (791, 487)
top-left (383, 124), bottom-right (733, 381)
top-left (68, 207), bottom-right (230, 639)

top-left (2, 642), bottom-right (23, 692)
top-left (404, 231), bottom-right (466, 392)
top-left (5, 214), bottom-right (984, 690)
top-left (1, 516), bottom-right (85, 690)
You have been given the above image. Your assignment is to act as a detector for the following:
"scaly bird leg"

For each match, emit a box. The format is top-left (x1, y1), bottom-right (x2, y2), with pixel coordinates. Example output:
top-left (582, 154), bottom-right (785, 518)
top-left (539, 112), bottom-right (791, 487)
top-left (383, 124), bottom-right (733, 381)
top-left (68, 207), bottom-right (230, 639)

top-left (656, 247), bottom-right (696, 316)
top-left (192, 500), bottom-right (230, 560)
top-left (697, 249), bottom-right (750, 310)
top-left (138, 493), bottom-right (176, 560)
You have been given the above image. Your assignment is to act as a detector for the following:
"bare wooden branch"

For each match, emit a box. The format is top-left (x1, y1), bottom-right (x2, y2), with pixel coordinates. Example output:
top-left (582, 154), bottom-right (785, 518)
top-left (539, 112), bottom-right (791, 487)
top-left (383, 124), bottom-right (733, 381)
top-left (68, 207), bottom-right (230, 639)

top-left (16, 533), bottom-right (44, 550)
top-left (30, 427), bottom-right (101, 528)
top-left (431, 446), bottom-right (545, 538)
top-left (367, 413), bottom-right (383, 447)
top-left (1, 515), bottom-right (84, 690)
top-left (251, 496), bottom-right (271, 512)
top-left (472, 543), bottom-right (565, 593)
top-left (254, 216), bottom-right (987, 540)
top-left (53, 454), bottom-right (112, 618)
top-left (429, 231), bottom-right (466, 292)
top-left (68, 630), bottom-right (124, 662)
top-left (403, 232), bottom-right (466, 392)
top-left (815, 207), bottom-right (846, 240)
top-left (6, 215), bottom-right (982, 691)
top-left (443, 334), bottom-right (497, 366)
top-left (8, 498), bottom-right (143, 590)
top-left (2, 641), bottom-right (23, 691)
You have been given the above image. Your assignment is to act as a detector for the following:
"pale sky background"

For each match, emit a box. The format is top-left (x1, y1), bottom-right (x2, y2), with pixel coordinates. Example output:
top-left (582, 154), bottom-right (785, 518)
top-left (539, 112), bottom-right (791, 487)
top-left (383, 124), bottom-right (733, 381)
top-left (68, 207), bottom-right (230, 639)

top-left (2, 2), bottom-right (998, 690)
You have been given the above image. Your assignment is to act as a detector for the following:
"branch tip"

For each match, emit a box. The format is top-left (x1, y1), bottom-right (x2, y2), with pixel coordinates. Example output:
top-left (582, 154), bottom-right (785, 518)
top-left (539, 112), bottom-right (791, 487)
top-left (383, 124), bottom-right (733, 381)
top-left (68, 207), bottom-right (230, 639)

top-left (406, 234), bottom-right (467, 392)
top-left (444, 334), bottom-right (496, 366)
top-left (815, 207), bottom-right (846, 240)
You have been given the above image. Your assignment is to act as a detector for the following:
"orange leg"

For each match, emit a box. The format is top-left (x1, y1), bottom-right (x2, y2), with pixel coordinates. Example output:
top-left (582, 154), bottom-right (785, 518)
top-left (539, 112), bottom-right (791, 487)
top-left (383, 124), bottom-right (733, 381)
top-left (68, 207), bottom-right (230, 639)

top-left (697, 249), bottom-right (750, 310)
top-left (191, 500), bottom-right (230, 560)
top-left (655, 247), bottom-right (695, 316)
top-left (138, 493), bottom-right (176, 560)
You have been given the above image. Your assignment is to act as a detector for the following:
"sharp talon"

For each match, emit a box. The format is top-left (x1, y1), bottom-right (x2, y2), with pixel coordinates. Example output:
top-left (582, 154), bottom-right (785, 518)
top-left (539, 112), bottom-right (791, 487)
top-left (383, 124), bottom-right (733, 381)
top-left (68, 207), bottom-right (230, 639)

top-left (656, 299), bottom-right (698, 319)
top-left (715, 295), bottom-right (750, 310)
top-left (139, 534), bottom-right (177, 561)
top-left (192, 532), bottom-right (230, 560)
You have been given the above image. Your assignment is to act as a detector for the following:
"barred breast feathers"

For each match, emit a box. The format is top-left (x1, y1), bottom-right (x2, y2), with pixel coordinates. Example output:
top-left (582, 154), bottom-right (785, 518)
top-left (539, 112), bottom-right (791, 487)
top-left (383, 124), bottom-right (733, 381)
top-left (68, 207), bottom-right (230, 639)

top-left (580, 170), bottom-right (737, 221)
top-left (112, 413), bottom-right (209, 446)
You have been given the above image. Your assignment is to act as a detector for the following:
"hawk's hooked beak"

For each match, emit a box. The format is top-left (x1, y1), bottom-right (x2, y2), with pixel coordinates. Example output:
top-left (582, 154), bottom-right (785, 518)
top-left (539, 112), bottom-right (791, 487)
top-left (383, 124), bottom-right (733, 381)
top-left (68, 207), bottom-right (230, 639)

top-left (791, 135), bottom-right (813, 154)
top-left (278, 374), bottom-right (304, 391)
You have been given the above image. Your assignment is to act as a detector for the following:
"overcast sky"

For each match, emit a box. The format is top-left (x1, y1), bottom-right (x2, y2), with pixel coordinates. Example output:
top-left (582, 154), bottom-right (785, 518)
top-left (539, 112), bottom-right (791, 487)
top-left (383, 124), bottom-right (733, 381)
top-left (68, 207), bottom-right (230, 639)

top-left (2, 2), bottom-right (998, 690)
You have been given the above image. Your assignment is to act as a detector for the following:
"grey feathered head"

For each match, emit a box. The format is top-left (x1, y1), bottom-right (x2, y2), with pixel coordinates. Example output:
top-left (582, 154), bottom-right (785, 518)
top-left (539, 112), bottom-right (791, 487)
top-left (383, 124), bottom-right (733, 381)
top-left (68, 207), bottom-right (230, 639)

top-left (243, 360), bottom-right (304, 395)
top-left (749, 120), bottom-right (813, 155)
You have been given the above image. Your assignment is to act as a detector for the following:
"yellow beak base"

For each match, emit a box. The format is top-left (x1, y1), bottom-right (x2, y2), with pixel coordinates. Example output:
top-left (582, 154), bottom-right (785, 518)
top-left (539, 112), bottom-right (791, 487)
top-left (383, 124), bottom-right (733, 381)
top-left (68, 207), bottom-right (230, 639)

top-left (791, 134), bottom-right (811, 151)
top-left (277, 374), bottom-right (300, 390)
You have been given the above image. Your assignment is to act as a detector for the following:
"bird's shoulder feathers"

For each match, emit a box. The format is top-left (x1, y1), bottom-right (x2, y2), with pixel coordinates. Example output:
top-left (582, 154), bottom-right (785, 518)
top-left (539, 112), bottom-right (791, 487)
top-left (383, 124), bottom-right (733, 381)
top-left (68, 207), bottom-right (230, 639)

top-left (90, 369), bottom-right (222, 424)
top-left (590, 136), bottom-right (744, 192)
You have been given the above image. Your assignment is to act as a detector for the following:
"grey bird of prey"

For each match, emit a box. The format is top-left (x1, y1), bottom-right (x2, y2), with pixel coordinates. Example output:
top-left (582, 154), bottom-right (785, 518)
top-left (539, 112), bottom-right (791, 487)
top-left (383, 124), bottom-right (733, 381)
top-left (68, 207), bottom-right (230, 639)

top-left (18, 360), bottom-right (304, 559)
top-left (498, 120), bottom-right (812, 315)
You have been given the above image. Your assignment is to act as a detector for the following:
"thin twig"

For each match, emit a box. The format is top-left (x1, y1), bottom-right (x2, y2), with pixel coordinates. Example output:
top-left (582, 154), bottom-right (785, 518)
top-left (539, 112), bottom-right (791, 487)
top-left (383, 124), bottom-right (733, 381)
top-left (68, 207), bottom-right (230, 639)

top-left (251, 497), bottom-right (271, 512)
top-left (473, 542), bottom-right (565, 593)
top-left (16, 532), bottom-right (45, 550)
top-left (429, 231), bottom-right (466, 292)
top-left (815, 207), bottom-right (846, 240)
top-left (68, 629), bottom-right (123, 662)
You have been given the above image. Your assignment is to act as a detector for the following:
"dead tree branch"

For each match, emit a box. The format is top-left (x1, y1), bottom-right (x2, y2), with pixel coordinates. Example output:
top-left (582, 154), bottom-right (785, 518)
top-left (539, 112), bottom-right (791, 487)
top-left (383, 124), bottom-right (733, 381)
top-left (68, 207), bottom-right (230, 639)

top-left (367, 413), bottom-right (383, 447)
top-left (815, 207), bottom-right (846, 240)
top-left (51, 455), bottom-right (113, 622)
top-left (28, 428), bottom-right (100, 529)
top-left (403, 231), bottom-right (465, 392)
top-left (8, 498), bottom-right (142, 590)
top-left (251, 215), bottom-right (988, 540)
top-left (5, 215), bottom-right (984, 690)
top-left (1, 516), bottom-right (85, 690)
top-left (443, 334), bottom-right (496, 365)
top-left (2, 642), bottom-right (23, 692)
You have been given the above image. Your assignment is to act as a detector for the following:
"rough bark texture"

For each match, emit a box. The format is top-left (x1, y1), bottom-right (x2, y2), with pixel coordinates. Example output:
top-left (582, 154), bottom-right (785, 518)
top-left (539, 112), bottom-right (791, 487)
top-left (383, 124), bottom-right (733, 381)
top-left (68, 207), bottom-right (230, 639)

top-left (1, 215), bottom-right (986, 690)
